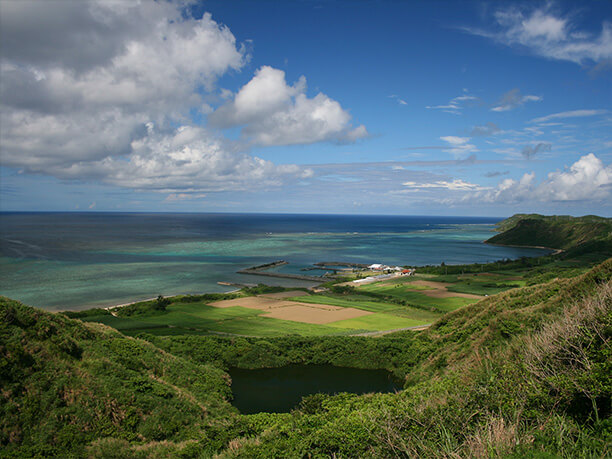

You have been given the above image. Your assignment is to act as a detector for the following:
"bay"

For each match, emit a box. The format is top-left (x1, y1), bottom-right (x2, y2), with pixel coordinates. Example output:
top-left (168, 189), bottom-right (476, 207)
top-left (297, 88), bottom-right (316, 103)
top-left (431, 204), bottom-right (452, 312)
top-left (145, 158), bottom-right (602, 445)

top-left (0, 212), bottom-right (548, 311)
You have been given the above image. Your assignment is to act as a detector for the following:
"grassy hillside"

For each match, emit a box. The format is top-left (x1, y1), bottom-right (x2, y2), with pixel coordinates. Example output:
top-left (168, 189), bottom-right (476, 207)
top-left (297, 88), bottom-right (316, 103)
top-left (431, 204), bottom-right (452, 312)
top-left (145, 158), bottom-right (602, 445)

top-left (1, 260), bottom-right (610, 457)
top-left (142, 260), bottom-right (611, 457)
top-left (487, 213), bottom-right (612, 252)
top-left (0, 297), bottom-right (236, 457)
top-left (215, 269), bottom-right (611, 458)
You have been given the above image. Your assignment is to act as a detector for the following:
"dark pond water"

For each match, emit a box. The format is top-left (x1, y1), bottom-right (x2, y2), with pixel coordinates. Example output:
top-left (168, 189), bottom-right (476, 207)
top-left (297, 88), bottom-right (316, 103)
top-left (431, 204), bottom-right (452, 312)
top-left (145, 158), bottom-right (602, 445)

top-left (228, 364), bottom-right (403, 414)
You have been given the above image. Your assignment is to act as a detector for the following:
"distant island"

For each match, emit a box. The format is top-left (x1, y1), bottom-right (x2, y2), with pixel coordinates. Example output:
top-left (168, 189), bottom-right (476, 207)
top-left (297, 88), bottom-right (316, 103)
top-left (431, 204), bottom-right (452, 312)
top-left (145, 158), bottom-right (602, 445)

top-left (1, 214), bottom-right (610, 458)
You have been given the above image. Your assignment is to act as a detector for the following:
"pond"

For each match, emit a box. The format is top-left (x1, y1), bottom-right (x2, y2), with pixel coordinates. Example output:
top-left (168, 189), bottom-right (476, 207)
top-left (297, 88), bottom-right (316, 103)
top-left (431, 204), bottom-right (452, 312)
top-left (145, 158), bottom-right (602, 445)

top-left (228, 364), bottom-right (403, 414)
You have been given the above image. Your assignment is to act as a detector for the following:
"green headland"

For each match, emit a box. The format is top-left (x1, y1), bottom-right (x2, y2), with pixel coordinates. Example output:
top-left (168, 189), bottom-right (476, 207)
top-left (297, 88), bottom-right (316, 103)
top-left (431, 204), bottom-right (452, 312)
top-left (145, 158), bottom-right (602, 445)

top-left (1, 214), bottom-right (611, 457)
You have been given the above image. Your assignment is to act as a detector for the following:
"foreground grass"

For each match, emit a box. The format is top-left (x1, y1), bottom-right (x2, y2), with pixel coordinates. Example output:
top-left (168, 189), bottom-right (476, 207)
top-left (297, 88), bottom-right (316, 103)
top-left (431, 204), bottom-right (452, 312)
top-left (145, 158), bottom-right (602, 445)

top-left (145, 259), bottom-right (612, 458)
top-left (99, 302), bottom-right (347, 337)
top-left (2, 258), bottom-right (610, 457)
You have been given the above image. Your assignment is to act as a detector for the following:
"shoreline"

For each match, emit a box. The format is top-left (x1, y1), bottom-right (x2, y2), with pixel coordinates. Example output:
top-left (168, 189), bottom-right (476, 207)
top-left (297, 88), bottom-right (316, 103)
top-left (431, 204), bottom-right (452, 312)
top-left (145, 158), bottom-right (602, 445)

top-left (100, 289), bottom-right (242, 312)
top-left (72, 241), bottom-right (555, 314)
top-left (483, 240), bottom-right (564, 255)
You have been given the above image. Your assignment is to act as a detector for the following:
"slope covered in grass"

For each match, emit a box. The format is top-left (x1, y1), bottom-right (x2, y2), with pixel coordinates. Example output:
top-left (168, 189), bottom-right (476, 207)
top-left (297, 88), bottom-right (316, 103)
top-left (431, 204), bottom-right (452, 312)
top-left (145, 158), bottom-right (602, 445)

top-left (487, 213), bottom-right (612, 252)
top-left (2, 259), bottom-right (610, 457)
top-left (208, 260), bottom-right (612, 458)
top-left (0, 297), bottom-right (236, 457)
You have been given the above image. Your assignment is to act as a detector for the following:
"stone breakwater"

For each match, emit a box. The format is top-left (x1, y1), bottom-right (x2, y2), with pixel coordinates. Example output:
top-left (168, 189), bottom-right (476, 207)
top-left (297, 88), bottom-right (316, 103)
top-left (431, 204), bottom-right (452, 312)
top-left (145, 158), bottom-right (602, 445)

top-left (237, 260), bottom-right (326, 282)
top-left (237, 269), bottom-right (325, 282)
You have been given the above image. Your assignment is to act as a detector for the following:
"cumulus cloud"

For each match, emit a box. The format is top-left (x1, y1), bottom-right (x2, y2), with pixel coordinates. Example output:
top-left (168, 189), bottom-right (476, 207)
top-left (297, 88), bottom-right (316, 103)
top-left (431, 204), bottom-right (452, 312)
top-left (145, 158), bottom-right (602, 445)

top-left (530, 109), bottom-right (608, 124)
top-left (522, 142), bottom-right (552, 159)
top-left (440, 136), bottom-right (478, 158)
top-left (0, 1), bottom-right (323, 193)
top-left (491, 89), bottom-right (542, 112)
top-left (535, 154), bottom-right (612, 201)
top-left (209, 66), bottom-right (368, 146)
top-left (53, 125), bottom-right (313, 193)
top-left (476, 154), bottom-right (612, 203)
top-left (0, 4), bottom-right (244, 114)
top-left (465, 5), bottom-right (612, 64)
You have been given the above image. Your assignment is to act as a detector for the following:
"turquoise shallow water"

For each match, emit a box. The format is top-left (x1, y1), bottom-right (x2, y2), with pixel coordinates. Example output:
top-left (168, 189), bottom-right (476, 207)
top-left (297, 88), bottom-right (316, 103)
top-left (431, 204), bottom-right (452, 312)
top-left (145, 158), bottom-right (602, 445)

top-left (0, 213), bottom-right (549, 311)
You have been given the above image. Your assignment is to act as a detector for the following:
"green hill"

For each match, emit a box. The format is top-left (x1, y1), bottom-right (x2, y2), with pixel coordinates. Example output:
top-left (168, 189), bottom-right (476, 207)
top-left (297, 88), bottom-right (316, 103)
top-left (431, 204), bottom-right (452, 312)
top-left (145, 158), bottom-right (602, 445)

top-left (0, 297), bottom-right (236, 458)
top-left (209, 260), bottom-right (611, 458)
top-left (486, 213), bottom-right (612, 252)
top-left (2, 258), bottom-right (610, 457)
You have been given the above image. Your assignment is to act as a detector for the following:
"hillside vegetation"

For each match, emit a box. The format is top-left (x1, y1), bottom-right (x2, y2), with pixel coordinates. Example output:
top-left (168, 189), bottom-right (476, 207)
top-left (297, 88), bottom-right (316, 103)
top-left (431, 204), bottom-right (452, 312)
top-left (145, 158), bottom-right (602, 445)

top-left (1, 259), bottom-right (610, 457)
top-left (487, 213), bottom-right (612, 252)
top-left (0, 297), bottom-right (236, 458)
top-left (2, 214), bottom-right (611, 457)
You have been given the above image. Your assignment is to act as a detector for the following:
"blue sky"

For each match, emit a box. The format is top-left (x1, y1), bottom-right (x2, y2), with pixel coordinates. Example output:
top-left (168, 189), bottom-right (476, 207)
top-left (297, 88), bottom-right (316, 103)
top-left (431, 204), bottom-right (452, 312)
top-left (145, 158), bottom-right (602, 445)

top-left (0, 0), bottom-right (611, 216)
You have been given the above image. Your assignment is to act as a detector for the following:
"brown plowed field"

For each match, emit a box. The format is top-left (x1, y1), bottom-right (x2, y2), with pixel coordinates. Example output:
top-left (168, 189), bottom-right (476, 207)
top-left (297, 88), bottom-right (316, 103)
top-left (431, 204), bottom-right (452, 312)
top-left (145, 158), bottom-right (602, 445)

top-left (261, 305), bottom-right (372, 324)
top-left (209, 295), bottom-right (369, 324)
top-left (409, 280), bottom-right (483, 299)
top-left (257, 290), bottom-right (309, 299)
top-left (209, 297), bottom-right (297, 310)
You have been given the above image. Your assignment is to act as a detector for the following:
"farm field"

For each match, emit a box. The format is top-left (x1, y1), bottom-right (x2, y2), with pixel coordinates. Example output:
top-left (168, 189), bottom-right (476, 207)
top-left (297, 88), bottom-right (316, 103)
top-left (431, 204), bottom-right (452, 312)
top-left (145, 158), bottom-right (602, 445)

top-left (289, 294), bottom-right (441, 322)
top-left (77, 287), bottom-right (443, 336)
top-left (355, 277), bottom-right (481, 312)
top-left (73, 271), bottom-right (525, 337)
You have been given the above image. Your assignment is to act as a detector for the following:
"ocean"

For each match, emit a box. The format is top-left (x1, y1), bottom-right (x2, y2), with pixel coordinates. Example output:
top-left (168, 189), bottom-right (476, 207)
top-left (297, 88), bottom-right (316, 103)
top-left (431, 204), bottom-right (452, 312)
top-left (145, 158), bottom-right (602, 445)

top-left (0, 212), bottom-right (549, 311)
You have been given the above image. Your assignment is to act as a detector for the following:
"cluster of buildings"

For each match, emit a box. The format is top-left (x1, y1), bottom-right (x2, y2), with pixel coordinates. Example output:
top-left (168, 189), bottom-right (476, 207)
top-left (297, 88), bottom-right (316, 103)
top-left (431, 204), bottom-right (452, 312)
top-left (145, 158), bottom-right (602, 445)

top-left (367, 264), bottom-right (414, 276)
top-left (349, 264), bottom-right (415, 285)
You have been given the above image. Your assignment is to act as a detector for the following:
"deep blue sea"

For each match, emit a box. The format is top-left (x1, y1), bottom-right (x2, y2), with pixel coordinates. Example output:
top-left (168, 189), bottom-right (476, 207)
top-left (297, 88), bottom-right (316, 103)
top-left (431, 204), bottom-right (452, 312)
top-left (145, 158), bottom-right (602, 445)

top-left (0, 213), bottom-right (549, 311)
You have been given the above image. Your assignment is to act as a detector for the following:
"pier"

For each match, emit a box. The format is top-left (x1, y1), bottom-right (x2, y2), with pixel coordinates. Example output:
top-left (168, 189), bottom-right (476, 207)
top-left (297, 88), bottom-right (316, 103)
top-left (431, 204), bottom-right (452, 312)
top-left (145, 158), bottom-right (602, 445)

top-left (237, 270), bottom-right (325, 282)
top-left (237, 260), bottom-right (326, 282)
top-left (314, 261), bottom-right (370, 269)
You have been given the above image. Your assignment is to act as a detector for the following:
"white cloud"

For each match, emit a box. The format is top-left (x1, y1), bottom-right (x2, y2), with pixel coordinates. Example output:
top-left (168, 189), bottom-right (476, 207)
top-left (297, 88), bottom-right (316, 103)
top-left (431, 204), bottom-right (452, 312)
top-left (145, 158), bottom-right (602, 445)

top-left (53, 125), bottom-right (313, 193)
top-left (0, 1), bottom-right (319, 194)
top-left (388, 94), bottom-right (407, 105)
top-left (476, 154), bottom-right (612, 203)
top-left (402, 179), bottom-right (486, 191)
top-left (425, 90), bottom-right (479, 114)
top-left (535, 153), bottom-right (612, 201)
top-left (491, 89), bottom-right (542, 112)
top-left (0, 2), bottom-right (244, 170)
top-left (440, 136), bottom-right (478, 158)
top-left (465, 5), bottom-right (612, 64)
top-left (164, 193), bottom-right (207, 202)
top-left (531, 109), bottom-right (608, 124)
top-left (210, 66), bottom-right (368, 146)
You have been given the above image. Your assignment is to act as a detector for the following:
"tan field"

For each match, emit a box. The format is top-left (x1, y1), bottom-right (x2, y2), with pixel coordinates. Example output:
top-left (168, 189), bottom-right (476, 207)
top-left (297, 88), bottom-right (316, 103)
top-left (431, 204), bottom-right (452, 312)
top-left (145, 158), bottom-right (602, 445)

top-left (209, 297), bottom-right (298, 310)
top-left (261, 304), bottom-right (372, 324)
top-left (257, 290), bottom-right (310, 299)
top-left (209, 294), bottom-right (370, 324)
top-left (409, 280), bottom-right (483, 299)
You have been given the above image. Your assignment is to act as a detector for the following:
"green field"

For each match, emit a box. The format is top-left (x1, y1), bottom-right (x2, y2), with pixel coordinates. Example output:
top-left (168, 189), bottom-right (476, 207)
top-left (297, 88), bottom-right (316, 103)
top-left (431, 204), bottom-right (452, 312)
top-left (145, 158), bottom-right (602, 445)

top-left (328, 313), bottom-right (426, 331)
top-left (73, 274), bottom-right (505, 337)
top-left (74, 275), bottom-right (487, 336)
top-left (289, 294), bottom-right (400, 312)
top-left (78, 292), bottom-right (441, 336)
top-left (290, 294), bottom-right (440, 322)
top-left (356, 281), bottom-right (479, 312)
top-left (82, 302), bottom-right (353, 337)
